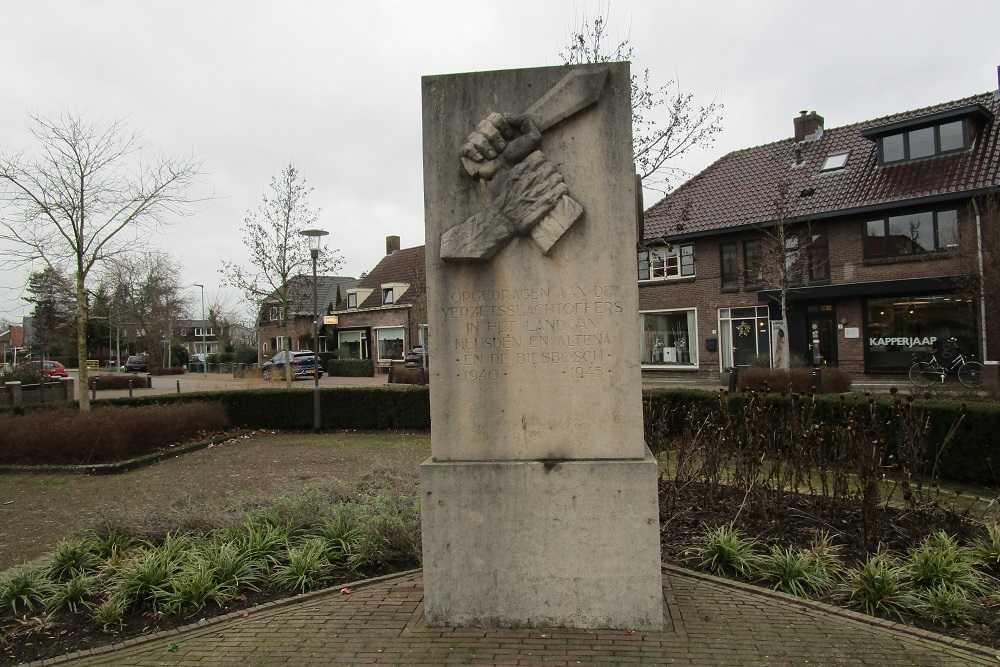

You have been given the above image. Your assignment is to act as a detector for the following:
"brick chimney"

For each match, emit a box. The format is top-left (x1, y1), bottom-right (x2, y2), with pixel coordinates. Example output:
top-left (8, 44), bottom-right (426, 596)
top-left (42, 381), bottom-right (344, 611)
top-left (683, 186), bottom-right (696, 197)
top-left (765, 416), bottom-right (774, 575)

top-left (793, 110), bottom-right (824, 142)
top-left (386, 235), bottom-right (400, 255)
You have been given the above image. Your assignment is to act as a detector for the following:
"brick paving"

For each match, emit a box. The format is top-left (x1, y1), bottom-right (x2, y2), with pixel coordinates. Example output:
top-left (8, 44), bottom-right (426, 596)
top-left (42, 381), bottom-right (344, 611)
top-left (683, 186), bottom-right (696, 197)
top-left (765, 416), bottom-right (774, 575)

top-left (31, 567), bottom-right (998, 667)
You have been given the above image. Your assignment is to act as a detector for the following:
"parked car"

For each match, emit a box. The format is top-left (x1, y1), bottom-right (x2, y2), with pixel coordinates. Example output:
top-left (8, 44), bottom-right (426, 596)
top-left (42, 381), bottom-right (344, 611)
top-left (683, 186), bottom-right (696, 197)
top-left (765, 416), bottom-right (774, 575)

top-left (261, 350), bottom-right (324, 380)
top-left (41, 360), bottom-right (69, 377)
top-left (17, 360), bottom-right (68, 378)
top-left (403, 346), bottom-right (428, 368)
top-left (124, 355), bottom-right (148, 373)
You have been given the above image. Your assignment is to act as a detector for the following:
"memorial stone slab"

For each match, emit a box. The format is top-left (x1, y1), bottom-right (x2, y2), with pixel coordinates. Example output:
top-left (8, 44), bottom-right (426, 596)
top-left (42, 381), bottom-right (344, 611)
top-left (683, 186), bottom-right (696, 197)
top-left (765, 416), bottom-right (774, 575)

top-left (420, 62), bottom-right (663, 630)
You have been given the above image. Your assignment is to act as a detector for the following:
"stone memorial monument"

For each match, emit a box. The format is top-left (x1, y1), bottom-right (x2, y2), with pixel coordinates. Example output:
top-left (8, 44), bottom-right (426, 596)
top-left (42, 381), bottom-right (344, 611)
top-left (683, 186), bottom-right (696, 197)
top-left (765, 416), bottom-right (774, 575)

top-left (420, 62), bottom-right (663, 630)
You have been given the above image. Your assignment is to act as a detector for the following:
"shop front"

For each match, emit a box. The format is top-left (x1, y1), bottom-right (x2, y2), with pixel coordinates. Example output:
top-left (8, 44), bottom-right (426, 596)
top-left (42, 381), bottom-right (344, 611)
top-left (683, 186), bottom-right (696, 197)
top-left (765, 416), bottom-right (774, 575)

top-left (864, 294), bottom-right (978, 370)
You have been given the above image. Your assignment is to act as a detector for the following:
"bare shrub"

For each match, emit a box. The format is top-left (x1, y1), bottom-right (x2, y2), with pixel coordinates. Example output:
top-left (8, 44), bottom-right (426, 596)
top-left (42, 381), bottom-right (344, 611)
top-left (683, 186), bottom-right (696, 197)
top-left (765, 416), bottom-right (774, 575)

top-left (0, 403), bottom-right (229, 465)
top-left (738, 367), bottom-right (851, 393)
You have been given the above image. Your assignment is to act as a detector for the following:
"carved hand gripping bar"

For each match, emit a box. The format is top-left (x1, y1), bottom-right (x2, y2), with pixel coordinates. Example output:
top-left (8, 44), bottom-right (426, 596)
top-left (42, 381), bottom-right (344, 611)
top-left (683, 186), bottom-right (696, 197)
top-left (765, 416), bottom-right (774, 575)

top-left (441, 68), bottom-right (608, 262)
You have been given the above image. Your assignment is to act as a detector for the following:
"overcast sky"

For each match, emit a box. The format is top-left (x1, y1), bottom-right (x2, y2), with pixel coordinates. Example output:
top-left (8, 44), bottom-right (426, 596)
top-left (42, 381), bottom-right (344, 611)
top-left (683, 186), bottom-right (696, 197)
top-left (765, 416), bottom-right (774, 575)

top-left (2, 0), bottom-right (999, 324)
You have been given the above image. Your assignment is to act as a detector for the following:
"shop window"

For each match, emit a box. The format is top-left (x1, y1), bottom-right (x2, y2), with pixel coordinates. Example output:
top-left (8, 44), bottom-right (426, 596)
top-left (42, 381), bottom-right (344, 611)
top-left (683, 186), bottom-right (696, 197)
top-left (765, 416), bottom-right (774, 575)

top-left (720, 243), bottom-right (738, 290)
top-left (864, 295), bottom-right (978, 370)
top-left (337, 330), bottom-right (367, 360)
top-left (376, 327), bottom-right (405, 361)
top-left (640, 310), bottom-right (697, 367)
top-left (864, 208), bottom-right (958, 258)
top-left (637, 244), bottom-right (695, 281)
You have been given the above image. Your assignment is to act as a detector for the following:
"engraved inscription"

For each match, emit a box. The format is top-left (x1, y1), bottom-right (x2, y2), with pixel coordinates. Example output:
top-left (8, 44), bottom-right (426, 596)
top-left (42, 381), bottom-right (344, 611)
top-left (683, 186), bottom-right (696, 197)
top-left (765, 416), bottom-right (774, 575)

top-left (443, 285), bottom-right (622, 381)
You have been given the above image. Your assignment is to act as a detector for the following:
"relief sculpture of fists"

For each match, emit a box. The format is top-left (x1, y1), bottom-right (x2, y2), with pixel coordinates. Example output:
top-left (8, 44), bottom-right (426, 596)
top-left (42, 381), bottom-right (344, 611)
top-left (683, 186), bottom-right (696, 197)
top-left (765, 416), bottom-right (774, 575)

top-left (441, 112), bottom-right (584, 262)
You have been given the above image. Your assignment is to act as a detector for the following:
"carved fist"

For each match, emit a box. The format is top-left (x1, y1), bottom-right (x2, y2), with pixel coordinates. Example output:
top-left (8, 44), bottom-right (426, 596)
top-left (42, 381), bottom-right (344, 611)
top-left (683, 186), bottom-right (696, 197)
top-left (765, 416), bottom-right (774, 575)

top-left (461, 113), bottom-right (543, 180)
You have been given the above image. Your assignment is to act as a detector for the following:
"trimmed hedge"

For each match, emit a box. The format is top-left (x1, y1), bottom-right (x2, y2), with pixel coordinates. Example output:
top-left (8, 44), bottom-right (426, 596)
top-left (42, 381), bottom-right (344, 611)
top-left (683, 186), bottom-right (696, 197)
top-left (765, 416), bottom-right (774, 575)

top-left (4, 386), bottom-right (995, 487)
top-left (328, 358), bottom-right (375, 377)
top-left (643, 388), bottom-right (1000, 486)
top-left (92, 385), bottom-right (431, 430)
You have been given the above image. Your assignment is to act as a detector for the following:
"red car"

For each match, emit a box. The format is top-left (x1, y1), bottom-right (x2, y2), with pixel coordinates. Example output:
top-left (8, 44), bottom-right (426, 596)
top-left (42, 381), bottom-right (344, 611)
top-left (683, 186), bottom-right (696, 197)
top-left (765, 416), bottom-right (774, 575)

top-left (40, 360), bottom-right (68, 377)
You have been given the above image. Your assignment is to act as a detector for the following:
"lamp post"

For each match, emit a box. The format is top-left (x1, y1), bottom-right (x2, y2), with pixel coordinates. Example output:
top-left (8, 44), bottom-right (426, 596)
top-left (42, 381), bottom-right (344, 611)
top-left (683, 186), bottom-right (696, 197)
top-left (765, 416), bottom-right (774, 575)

top-left (300, 228), bottom-right (328, 434)
top-left (193, 283), bottom-right (207, 377)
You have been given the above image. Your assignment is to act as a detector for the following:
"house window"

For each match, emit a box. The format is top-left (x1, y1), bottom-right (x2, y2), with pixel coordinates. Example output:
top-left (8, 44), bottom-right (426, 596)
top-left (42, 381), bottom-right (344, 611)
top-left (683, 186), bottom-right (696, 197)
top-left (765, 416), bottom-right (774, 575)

top-left (193, 327), bottom-right (214, 337)
top-left (268, 306), bottom-right (280, 322)
top-left (382, 288), bottom-right (394, 305)
top-left (275, 336), bottom-right (286, 351)
top-left (637, 244), bottom-right (695, 281)
top-left (347, 293), bottom-right (358, 309)
top-left (820, 152), bottom-right (849, 171)
top-left (720, 243), bottom-right (738, 290)
top-left (808, 231), bottom-right (830, 281)
top-left (864, 208), bottom-right (958, 257)
top-left (640, 309), bottom-right (698, 367)
top-left (878, 119), bottom-right (968, 164)
top-left (375, 327), bottom-right (405, 361)
top-left (338, 330), bottom-right (368, 360)
top-left (784, 236), bottom-right (802, 285)
top-left (743, 240), bottom-right (763, 285)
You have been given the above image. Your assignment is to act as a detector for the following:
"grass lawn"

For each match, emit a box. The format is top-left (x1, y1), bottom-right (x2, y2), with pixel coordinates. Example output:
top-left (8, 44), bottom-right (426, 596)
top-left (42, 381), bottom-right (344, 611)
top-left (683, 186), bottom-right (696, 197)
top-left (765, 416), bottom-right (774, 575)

top-left (0, 431), bottom-right (431, 572)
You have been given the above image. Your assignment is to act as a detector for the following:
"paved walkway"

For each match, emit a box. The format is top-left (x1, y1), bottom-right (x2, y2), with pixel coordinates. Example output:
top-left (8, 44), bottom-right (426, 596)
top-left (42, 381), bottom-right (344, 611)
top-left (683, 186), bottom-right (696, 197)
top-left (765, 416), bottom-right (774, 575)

top-left (34, 567), bottom-right (997, 667)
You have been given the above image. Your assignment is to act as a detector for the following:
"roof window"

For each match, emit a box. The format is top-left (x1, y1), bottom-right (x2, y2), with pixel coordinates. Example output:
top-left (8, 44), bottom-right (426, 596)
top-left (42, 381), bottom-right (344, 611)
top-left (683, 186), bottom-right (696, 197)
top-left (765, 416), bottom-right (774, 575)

top-left (820, 152), bottom-right (849, 172)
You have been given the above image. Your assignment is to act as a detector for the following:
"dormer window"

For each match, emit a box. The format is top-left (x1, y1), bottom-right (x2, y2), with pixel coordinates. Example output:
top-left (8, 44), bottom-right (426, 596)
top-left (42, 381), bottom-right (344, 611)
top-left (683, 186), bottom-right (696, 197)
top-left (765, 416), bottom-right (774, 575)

top-left (347, 293), bottom-right (358, 309)
top-left (820, 152), bottom-right (849, 172)
top-left (382, 287), bottom-right (394, 305)
top-left (862, 103), bottom-right (992, 166)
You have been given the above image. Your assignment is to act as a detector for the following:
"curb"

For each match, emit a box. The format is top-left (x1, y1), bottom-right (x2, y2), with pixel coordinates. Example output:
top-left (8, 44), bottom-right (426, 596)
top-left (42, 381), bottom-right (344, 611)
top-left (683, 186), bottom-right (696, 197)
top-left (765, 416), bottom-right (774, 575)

top-left (0, 432), bottom-right (241, 477)
top-left (662, 563), bottom-right (1000, 660)
top-left (21, 568), bottom-right (423, 667)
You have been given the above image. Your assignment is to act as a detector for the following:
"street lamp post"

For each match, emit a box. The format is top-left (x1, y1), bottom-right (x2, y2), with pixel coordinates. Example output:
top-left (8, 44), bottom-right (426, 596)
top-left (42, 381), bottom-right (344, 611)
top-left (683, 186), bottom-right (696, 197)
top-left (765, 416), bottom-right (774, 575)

top-left (193, 283), bottom-right (207, 377)
top-left (300, 228), bottom-right (328, 434)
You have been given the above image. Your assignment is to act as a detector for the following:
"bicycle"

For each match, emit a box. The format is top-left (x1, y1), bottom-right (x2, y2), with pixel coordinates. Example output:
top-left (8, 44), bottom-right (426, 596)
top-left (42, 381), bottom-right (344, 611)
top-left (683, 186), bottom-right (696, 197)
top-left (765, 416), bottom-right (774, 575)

top-left (907, 338), bottom-right (983, 388)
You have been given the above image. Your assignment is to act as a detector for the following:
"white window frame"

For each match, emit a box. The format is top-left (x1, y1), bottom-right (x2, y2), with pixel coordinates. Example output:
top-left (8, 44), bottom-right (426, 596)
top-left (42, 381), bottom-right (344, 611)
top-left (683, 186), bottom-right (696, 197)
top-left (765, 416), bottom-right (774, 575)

top-left (638, 244), bottom-right (695, 281)
top-left (382, 287), bottom-right (394, 305)
top-left (375, 326), bottom-right (406, 362)
top-left (347, 293), bottom-right (358, 309)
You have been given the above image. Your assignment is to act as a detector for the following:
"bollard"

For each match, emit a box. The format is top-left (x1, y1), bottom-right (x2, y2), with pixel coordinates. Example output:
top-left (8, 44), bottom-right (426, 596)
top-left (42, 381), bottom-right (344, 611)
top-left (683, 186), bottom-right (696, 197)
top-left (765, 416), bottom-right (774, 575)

top-left (39, 377), bottom-right (45, 403)
top-left (92, 377), bottom-right (98, 401)
top-left (812, 367), bottom-right (822, 394)
top-left (176, 379), bottom-right (181, 394)
top-left (128, 378), bottom-right (133, 398)
top-left (728, 366), bottom-right (738, 393)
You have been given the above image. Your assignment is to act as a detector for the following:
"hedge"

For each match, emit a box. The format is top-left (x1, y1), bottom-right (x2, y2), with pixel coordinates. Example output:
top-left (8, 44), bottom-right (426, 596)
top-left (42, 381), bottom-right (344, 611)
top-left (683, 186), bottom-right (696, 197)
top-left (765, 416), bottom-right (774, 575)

top-left (328, 358), bottom-right (375, 377)
top-left (3, 386), bottom-right (995, 486)
top-left (643, 389), bottom-right (1000, 486)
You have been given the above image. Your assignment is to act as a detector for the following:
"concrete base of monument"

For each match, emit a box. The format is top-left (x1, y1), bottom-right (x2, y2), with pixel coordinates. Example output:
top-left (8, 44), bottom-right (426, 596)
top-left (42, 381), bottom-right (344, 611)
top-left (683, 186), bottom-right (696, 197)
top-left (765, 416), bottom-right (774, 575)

top-left (419, 452), bottom-right (664, 630)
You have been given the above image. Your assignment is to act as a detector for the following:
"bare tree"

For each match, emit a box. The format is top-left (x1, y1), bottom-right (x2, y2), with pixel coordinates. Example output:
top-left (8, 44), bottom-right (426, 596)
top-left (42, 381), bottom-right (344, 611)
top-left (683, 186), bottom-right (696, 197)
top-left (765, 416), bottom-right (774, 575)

top-left (560, 9), bottom-right (723, 192)
top-left (220, 162), bottom-right (340, 386)
top-left (956, 193), bottom-right (1000, 364)
top-left (0, 112), bottom-right (203, 410)
top-left (100, 251), bottom-right (190, 367)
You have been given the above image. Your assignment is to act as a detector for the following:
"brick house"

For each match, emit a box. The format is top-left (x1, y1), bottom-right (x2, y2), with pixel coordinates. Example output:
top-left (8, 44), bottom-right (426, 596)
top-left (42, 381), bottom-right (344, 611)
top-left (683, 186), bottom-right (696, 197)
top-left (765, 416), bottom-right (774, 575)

top-left (639, 89), bottom-right (1000, 382)
top-left (175, 319), bottom-right (222, 357)
top-left (331, 237), bottom-right (426, 374)
top-left (257, 275), bottom-right (359, 364)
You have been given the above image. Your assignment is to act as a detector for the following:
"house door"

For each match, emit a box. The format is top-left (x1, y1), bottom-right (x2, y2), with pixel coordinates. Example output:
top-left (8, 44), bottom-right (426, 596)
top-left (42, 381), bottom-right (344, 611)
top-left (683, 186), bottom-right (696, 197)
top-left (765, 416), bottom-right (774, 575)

top-left (731, 318), bottom-right (758, 367)
top-left (805, 305), bottom-right (838, 366)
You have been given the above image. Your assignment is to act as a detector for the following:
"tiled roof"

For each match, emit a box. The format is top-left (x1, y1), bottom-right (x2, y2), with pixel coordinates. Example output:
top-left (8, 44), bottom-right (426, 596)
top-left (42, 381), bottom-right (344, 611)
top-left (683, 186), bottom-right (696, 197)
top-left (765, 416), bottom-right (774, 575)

top-left (644, 92), bottom-right (1000, 240)
top-left (264, 275), bottom-right (360, 315)
top-left (355, 246), bottom-right (426, 309)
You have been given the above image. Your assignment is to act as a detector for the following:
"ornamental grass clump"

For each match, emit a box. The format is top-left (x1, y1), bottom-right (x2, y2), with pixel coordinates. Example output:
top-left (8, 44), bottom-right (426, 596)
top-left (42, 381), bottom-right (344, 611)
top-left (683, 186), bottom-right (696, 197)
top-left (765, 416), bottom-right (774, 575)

top-left (905, 531), bottom-right (986, 595)
top-left (972, 523), bottom-right (1000, 572)
top-left (841, 552), bottom-right (919, 620)
top-left (47, 538), bottom-right (100, 581)
top-left (0, 568), bottom-right (51, 614)
top-left (270, 539), bottom-right (329, 593)
top-left (46, 574), bottom-right (98, 613)
top-left (698, 523), bottom-right (759, 578)
top-left (759, 545), bottom-right (836, 598)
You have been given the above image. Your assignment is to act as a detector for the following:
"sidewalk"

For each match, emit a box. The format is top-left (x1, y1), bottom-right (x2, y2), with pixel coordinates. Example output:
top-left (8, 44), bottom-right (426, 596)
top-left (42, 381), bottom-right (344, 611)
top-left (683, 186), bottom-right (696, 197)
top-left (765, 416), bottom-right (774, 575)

top-left (39, 567), bottom-right (998, 667)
